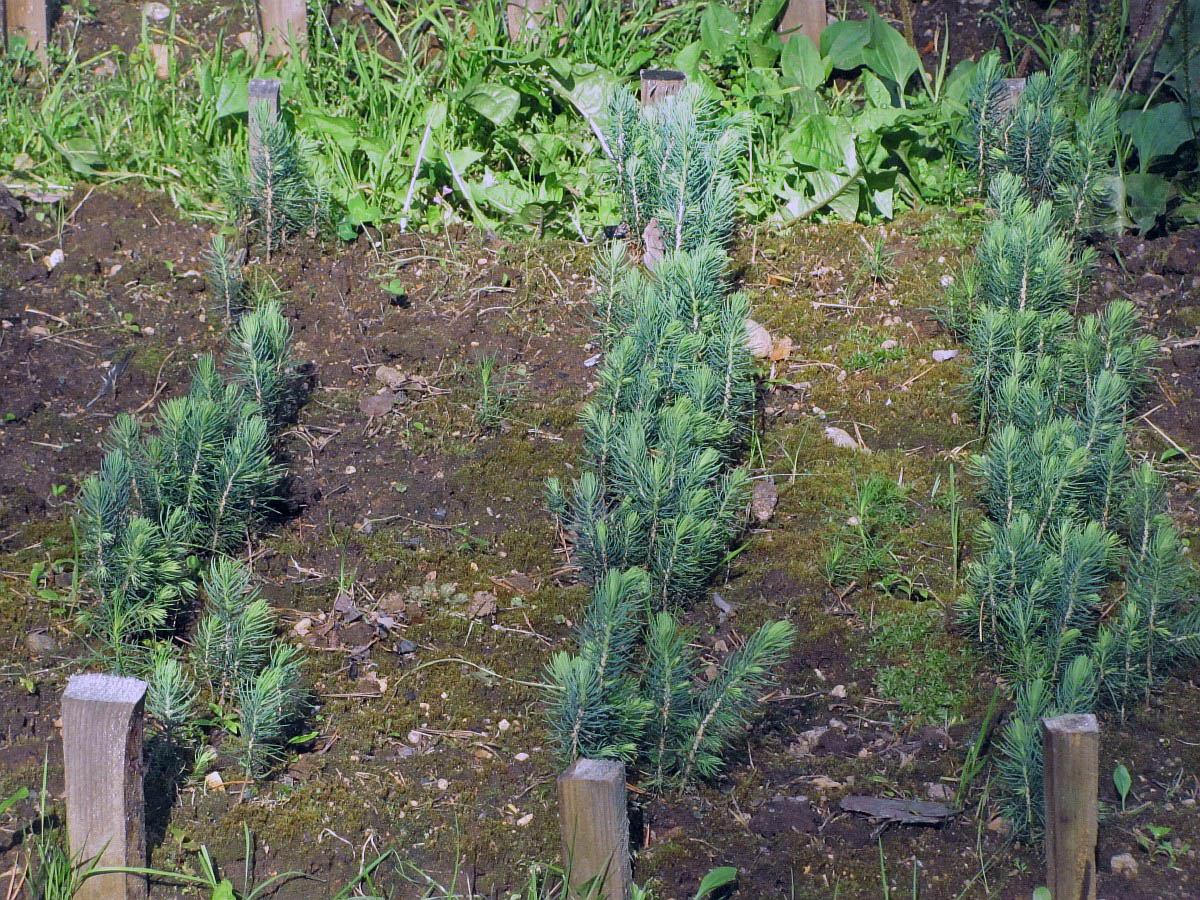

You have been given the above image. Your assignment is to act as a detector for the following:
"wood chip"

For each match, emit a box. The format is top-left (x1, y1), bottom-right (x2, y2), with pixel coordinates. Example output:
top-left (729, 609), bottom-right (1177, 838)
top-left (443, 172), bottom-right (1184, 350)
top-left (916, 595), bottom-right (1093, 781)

top-left (839, 795), bottom-right (954, 825)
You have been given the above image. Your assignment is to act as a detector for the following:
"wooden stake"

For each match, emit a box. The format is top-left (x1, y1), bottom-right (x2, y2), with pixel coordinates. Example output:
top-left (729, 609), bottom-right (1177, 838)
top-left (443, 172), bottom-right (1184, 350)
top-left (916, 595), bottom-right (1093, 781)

top-left (1043, 713), bottom-right (1099, 900)
top-left (248, 77), bottom-right (281, 172)
top-left (62, 674), bottom-right (148, 900)
top-left (4, 0), bottom-right (48, 58)
top-left (639, 69), bottom-right (686, 107)
top-left (258, 0), bottom-right (306, 57)
top-left (557, 759), bottom-right (632, 900)
top-left (778, 0), bottom-right (826, 47)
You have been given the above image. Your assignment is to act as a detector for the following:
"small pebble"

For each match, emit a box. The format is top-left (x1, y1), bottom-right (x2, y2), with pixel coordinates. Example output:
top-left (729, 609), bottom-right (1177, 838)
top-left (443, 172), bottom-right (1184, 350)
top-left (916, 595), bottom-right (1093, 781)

top-left (514, 752), bottom-right (529, 762)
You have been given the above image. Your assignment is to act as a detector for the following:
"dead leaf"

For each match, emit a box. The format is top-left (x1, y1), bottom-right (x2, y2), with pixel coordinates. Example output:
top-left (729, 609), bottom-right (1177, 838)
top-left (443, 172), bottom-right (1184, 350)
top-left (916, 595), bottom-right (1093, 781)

top-left (751, 478), bottom-right (778, 524)
top-left (360, 392), bottom-right (393, 417)
top-left (490, 572), bottom-right (537, 595)
top-left (376, 365), bottom-right (405, 389)
top-left (378, 591), bottom-right (408, 616)
top-left (333, 592), bottom-right (362, 622)
top-left (769, 336), bottom-right (793, 362)
top-left (745, 318), bottom-right (773, 358)
top-left (809, 775), bottom-right (843, 792)
top-left (642, 218), bottom-right (665, 270)
top-left (469, 591), bottom-right (498, 618)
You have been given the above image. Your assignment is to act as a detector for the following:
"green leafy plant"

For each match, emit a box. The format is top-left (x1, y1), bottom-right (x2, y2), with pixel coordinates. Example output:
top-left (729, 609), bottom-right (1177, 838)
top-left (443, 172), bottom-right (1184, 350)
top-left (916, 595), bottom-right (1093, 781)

top-left (219, 107), bottom-right (327, 259)
top-left (824, 474), bottom-right (913, 588)
top-left (545, 85), bottom-right (792, 791)
top-left (1113, 762), bottom-right (1132, 812)
top-left (202, 233), bottom-right (247, 324)
top-left (952, 89), bottom-right (1199, 840)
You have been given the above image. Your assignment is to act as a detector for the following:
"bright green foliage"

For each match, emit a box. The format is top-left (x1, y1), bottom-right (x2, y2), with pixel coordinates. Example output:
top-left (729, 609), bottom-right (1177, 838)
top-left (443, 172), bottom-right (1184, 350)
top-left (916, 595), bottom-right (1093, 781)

top-left (220, 108), bottom-right (327, 257)
top-left (545, 86), bottom-right (792, 790)
top-left (233, 642), bottom-right (306, 779)
top-left (824, 474), bottom-right (914, 587)
top-left (602, 85), bottom-right (745, 254)
top-left (959, 50), bottom-right (1118, 234)
top-left (955, 101), bottom-right (1196, 839)
top-left (546, 574), bottom-right (794, 788)
top-left (228, 301), bottom-right (297, 426)
top-left (74, 296), bottom-right (302, 779)
top-left (203, 234), bottom-right (246, 323)
top-left (147, 642), bottom-right (198, 744)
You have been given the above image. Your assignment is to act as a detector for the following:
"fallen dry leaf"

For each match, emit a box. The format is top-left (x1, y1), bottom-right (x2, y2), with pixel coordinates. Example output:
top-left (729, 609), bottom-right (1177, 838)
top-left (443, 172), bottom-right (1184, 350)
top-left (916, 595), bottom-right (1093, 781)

top-left (642, 217), bottom-right (665, 270)
top-left (769, 336), bottom-right (793, 362)
top-left (745, 318), bottom-right (772, 358)
top-left (360, 392), bottom-right (393, 417)
top-left (469, 590), bottom-right (498, 618)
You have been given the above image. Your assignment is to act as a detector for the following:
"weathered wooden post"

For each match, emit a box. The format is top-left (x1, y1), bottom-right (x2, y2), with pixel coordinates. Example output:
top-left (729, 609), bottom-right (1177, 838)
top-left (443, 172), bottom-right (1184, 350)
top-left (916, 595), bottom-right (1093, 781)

top-left (1043, 713), bottom-right (1099, 900)
top-left (63, 674), bottom-right (148, 900)
top-left (639, 69), bottom-right (686, 107)
top-left (258, 0), bottom-right (306, 57)
top-left (4, 0), bottom-right (49, 58)
top-left (778, 0), bottom-right (826, 47)
top-left (557, 759), bottom-right (633, 900)
top-left (248, 77), bottom-right (281, 171)
top-left (505, 0), bottom-right (552, 42)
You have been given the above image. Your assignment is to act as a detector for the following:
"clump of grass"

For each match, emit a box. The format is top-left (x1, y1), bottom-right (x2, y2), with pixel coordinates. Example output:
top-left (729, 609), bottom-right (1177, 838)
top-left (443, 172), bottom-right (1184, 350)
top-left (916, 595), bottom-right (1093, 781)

top-left (824, 474), bottom-right (914, 588)
top-left (868, 605), bottom-right (973, 724)
top-left (472, 356), bottom-right (525, 429)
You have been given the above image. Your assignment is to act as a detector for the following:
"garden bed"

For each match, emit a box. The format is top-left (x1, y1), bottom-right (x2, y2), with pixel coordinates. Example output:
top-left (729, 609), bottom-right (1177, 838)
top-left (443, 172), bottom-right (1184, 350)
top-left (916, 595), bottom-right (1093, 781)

top-left (2, 2), bottom-right (1200, 898)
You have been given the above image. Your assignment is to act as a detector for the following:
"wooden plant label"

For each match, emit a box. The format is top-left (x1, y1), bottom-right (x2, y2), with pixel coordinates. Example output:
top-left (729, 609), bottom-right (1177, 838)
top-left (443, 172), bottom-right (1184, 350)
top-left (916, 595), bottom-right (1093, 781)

top-left (557, 759), bottom-right (632, 900)
top-left (248, 77), bottom-right (281, 172)
top-left (778, 0), bottom-right (825, 47)
top-left (639, 69), bottom-right (686, 107)
top-left (258, 0), bottom-right (306, 57)
top-left (1043, 713), bottom-right (1099, 900)
top-left (5, 0), bottom-right (50, 58)
top-left (63, 673), bottom-right (149, 900)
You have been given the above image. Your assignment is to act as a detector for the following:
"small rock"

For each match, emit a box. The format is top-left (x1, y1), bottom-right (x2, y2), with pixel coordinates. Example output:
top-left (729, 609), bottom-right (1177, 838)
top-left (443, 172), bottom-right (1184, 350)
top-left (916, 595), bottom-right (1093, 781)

top-left (824, 426), bottom-right (865, 451)
top-left (359, 392), bottom-right (393, 417)
top-left (43, 248), bottom-right (64, 272)
top-left (498, 719), bottom-right (511, 732)
top-left (986, 815), bottom-right (1011, 836)
top-left (395, 639), bottom-right (417, 654)
top-left (436, 778), bottom-right (449, 791)
top-left (829, 684), bottom-right (847, 699)
top-left (770, 336), bottom-right (793, 361)
top-left (142, 2), bottom-right (170, 20)
top-left (28, 325), bottom-right (49, 338)
top-left (514, 752), bottom-right (529, 762)
top-left (469, 591), bottom-right (498, 618)
top-left (880, 339), bottom-right (898, 350)
top-left (408, 730), bottom-right (426, 744)
top-left (516, 813), bottom-right (533, 826)
top-left (925, 782), bottom-right (953, 802)
top-left (205, 771), bottom-right (225, 792)
top-left (237, 31), bottom-right (259, 55)
top-left (344, 465), bottom-right (357, 475)
top-left (750, 478), bottom-right (778, 524)
top-left (1110, 852), bottom-right (1138, 878)
top-left (746, 318), bottom-right (773, 358)
top-left (931, 349), bottom-right (958, 362)
top-left (25, 631), bottom-right (57, 655)
top-left (292, 617), bottom-right (312, 637)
